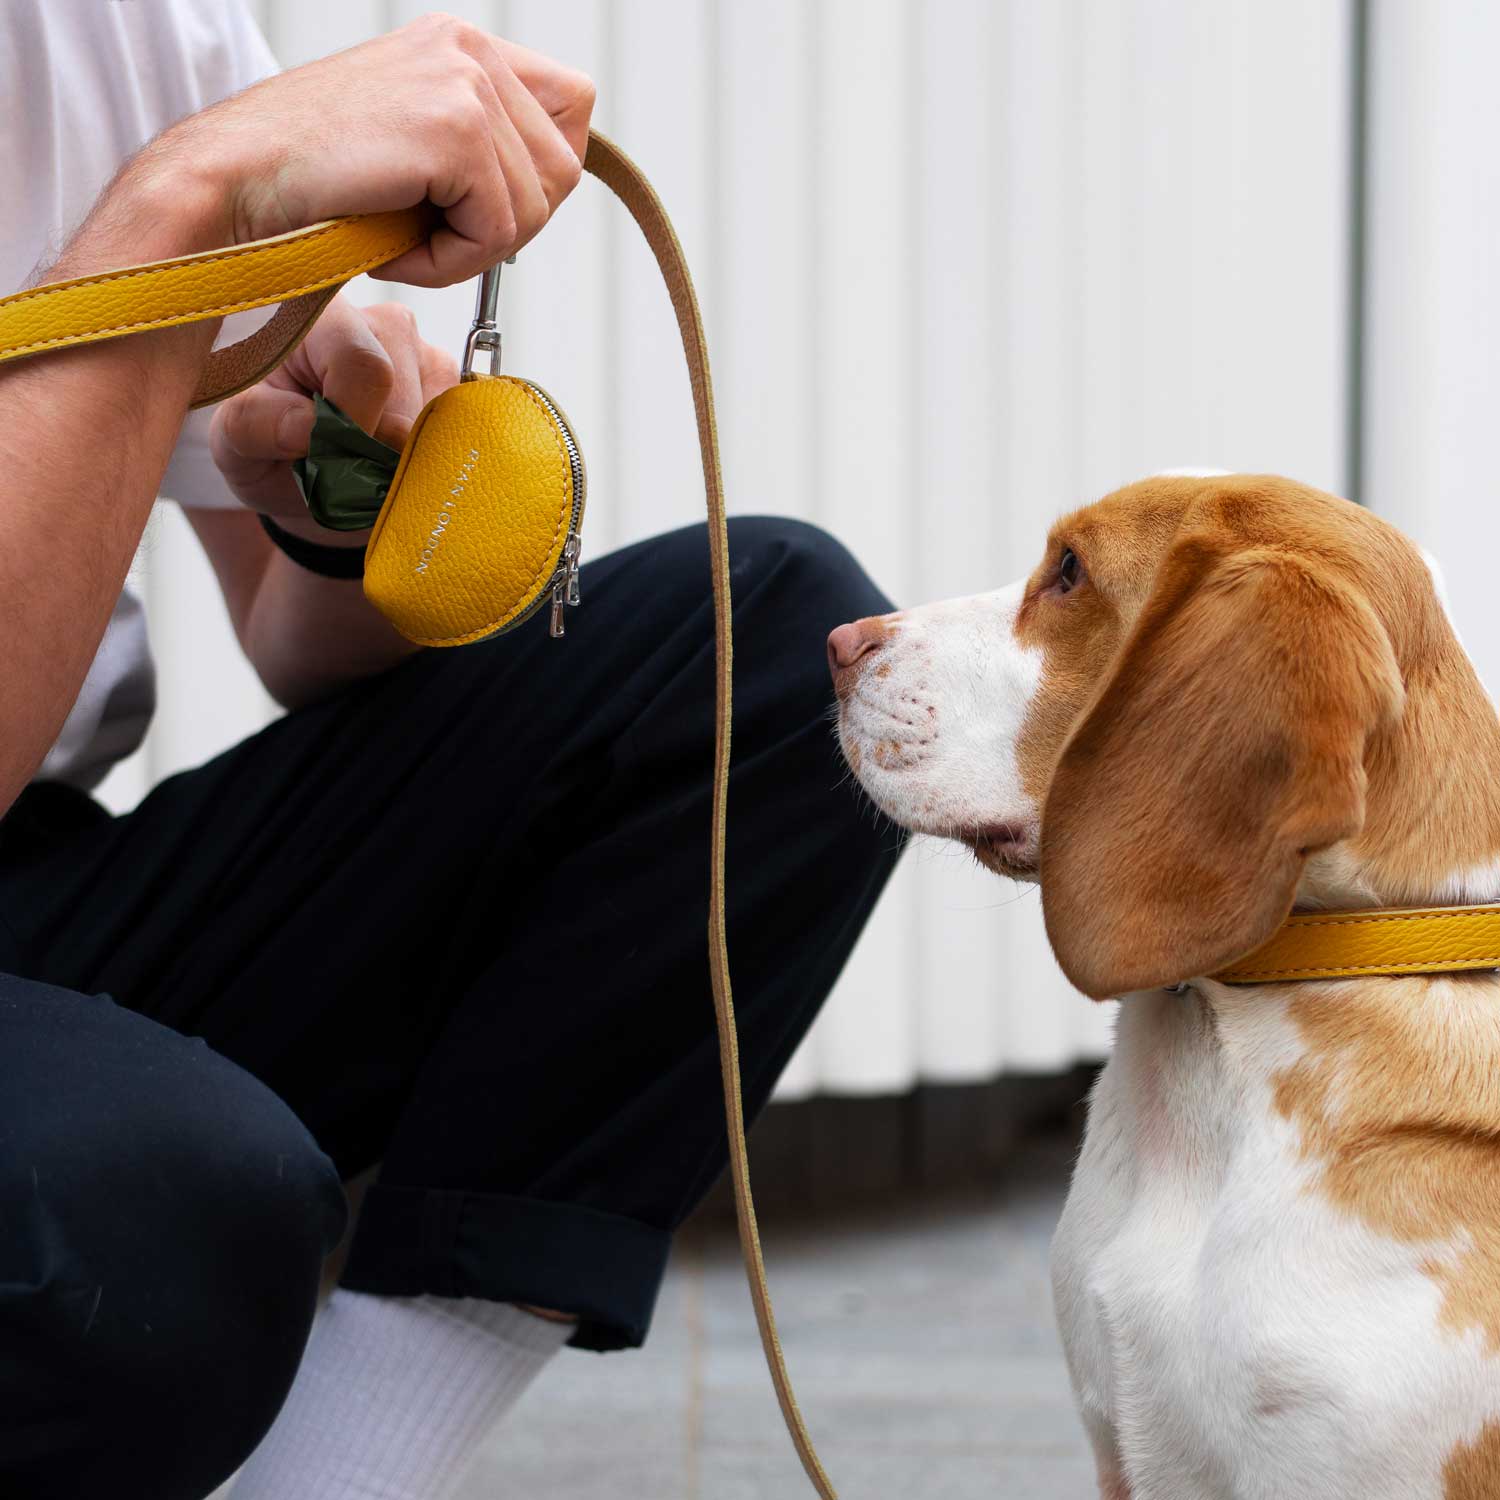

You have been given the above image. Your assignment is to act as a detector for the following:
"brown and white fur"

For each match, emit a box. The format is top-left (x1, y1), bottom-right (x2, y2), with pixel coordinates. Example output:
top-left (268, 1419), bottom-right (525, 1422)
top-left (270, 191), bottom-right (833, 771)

top-left (828, 474), bottom-right (1500, 1500)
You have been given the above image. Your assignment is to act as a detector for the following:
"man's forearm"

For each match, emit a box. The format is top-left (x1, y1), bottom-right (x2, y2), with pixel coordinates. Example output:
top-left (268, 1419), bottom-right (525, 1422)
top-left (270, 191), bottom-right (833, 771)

top-left (251, 542), bottom-right (423, 707)
top-left (0, 163), bottom-right (225, 812)
top-left (186, 507), bottom-right (419, 710)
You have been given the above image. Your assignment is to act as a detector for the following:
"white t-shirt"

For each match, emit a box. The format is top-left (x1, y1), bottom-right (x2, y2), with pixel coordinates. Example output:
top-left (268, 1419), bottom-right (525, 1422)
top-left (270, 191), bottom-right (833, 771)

top-left (1, 0), bottom-right (279, 789)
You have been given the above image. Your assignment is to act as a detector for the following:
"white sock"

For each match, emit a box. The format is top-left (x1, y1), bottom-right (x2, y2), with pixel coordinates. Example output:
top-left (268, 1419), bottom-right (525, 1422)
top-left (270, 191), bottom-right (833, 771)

top-left (229, 1288), bottom-right (570, 1500)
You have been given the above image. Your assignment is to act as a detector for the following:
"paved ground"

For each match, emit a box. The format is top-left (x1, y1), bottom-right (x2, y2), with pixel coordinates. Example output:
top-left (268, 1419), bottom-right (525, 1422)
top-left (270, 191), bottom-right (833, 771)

top-left (459, 1125), bottom-right (1096, 1500)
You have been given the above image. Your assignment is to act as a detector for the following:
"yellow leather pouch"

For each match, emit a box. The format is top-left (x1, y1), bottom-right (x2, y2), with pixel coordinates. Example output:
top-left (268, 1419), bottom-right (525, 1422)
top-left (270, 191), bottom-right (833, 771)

top-left (363, 373), bottom-right (584, 645)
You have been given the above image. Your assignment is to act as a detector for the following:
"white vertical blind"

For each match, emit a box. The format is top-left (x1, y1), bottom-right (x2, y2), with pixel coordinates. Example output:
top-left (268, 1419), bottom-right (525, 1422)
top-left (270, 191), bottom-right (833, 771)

top-left (802, 0), bottom-right (921, 1094)
top-left (1362, 1), bottom-right (1500, 699)
top-left (104, 1), bottom-right (1355, 1097)
top-left (908, 2), bottom-right (1006, 1082)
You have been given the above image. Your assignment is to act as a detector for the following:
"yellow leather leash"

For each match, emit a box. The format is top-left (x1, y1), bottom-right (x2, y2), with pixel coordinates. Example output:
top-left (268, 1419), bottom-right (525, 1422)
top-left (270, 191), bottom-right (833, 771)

top-left (1212, 903), bottom-right (1500, 984)
top-left (0, 131), bottom-right (837, 1498)
top-left (0, 208), bottom-right (430, 406)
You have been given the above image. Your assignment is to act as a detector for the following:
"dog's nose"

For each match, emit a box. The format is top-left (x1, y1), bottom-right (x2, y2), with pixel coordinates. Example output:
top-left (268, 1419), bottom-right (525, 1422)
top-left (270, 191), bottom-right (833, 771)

top-left (827, 618), bottom-right (886, 673)
top-left (827, 617), bottom-right (891, 700)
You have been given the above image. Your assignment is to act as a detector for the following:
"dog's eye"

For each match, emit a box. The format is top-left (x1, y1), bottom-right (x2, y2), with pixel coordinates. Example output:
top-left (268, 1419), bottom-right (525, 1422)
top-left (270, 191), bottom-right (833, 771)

top-left (1057, 548), bottom-right (1082, 593)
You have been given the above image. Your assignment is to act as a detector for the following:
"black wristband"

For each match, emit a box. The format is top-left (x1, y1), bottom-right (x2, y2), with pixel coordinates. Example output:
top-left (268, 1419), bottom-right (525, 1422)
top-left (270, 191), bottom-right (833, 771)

top-left (259, 514), bottom-right (367, 580)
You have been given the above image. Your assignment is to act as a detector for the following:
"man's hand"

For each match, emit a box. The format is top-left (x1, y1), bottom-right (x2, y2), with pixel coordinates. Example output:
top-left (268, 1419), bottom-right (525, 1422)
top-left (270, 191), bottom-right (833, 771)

top-left (143, 14), bottom-right (596, 286)
top-left (208, 295), bottom-right (458, 531)
top-left (189, 297), bottom-right (461, 708)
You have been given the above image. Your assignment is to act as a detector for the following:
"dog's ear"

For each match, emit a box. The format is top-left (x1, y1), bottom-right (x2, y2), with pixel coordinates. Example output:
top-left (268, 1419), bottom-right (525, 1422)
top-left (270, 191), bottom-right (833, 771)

top-left (1040, 533), bottom-right (1403, 998)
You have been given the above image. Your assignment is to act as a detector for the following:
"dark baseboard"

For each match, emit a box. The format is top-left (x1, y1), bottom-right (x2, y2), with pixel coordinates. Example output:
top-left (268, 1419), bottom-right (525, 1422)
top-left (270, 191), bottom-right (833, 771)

top-left (691, 1065), bottom-right (1100, 1225)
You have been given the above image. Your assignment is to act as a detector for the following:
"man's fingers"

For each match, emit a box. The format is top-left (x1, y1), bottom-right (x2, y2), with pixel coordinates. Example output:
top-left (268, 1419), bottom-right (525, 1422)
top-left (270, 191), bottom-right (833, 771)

top-left (372, 54), bottom-right (515, 287)
top-left (213, 385), bottom-right (315, 466)
top-left (208, 293), bottom-right (456, 523)
top-left (477, 37), bottom-right (584, 216)
top-left (312, 335), bottom-right (397, 440)
top-left (208, 387), bottom-right (314, 516)
top-left (225, 296), bottom-right (444, 458)
top-left (372, 229), bottom-right (487, 289)
top-left (372, 150), bottom-right (512, 288)
top-left (286, 296), bottom-right (397, 436)
top-left (417, 340), bottom-right (460, 406)
top-left (452, 52), bottom-right (551, 264)
top-left (358, 302), bottom-right (430, 448)
top-left (485, 107), bottom-right (553, 259)
top-left (494, 39), bottom-right (596, 165)
top-left (374, 33), bottom-right (591, 286)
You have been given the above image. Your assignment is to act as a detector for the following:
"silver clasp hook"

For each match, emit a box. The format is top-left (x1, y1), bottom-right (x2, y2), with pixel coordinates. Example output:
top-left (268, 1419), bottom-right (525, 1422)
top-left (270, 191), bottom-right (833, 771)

top-left (460, 254), bottom-right (515, 379)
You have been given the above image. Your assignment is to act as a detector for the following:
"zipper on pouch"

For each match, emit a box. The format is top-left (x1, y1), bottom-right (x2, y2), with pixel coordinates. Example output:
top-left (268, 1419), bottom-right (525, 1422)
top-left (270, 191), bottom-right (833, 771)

top-left (522, 380), bottom-right (586, 639)
top-left (459, 262), bottom-right (587, 642)
top-left (490, 378), bottom-right (586, 641)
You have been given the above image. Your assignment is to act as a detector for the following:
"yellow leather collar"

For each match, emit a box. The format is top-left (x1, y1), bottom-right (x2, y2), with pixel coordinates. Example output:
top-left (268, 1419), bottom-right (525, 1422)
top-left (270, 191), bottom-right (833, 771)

top-left (1212, 904), bottom-right (1500, 984)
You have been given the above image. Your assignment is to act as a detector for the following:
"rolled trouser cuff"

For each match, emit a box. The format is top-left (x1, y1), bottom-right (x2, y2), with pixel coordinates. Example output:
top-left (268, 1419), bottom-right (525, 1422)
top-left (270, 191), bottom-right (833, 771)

top-left (338, 1184), bottom-right (672, 1352)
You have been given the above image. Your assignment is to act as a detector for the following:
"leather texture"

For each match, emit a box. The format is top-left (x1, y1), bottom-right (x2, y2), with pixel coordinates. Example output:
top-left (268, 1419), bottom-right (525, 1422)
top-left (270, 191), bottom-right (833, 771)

top-left (0, 209), bottom-right (426, 407)
top-left (363, 375), bottom-right (578, 646)
top-left (7, 129), bottom-right (834, 1500)
top-left (1212, 904), bottom-right (1500, 983)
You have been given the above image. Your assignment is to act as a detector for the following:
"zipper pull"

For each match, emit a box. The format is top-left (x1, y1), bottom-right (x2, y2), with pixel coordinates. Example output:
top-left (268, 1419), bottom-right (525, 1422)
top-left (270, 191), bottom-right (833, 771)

top-left (549, 531), bottom-right (583, 639)
top-left (564, 530), bottom-right (582, 606)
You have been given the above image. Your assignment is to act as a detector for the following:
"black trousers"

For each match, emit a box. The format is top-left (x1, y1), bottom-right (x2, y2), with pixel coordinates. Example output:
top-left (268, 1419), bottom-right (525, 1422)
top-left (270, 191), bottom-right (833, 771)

top-left (0, 517), bottom-right (902, 1500)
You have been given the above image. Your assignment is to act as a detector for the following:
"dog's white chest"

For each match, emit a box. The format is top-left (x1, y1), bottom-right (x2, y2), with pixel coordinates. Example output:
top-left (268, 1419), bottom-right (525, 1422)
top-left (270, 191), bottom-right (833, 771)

top-left (1051, 991), bottom-right (1250, 1494)
top-left (1050, 988), bottom-right (1500, 1500)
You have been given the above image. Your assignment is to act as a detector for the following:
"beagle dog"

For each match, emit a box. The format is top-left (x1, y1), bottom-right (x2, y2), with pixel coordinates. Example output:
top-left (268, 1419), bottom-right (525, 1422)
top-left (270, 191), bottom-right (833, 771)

top-left (828, 473), bottom-right (1500, 1500)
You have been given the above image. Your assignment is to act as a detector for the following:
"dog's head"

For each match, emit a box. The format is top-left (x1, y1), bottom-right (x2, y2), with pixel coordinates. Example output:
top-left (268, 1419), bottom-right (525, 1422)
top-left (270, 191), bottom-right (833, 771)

top-left (831, 473), bottom-right (1500, 998)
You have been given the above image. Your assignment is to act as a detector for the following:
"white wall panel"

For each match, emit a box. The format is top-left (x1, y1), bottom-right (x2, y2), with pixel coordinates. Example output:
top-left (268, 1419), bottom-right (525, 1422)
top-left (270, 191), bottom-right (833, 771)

top-left (1075, 0), bottom-right (1134, 496)
top-left (992, 1), bottom-right (1110, 1070)
top-left (799, 0), bottom-right (921, 1094)
top-left (910, 0), bottom-right (1007, 1083)
top-left (813, 0), bottom-right (917, 602)
top-left (109, 1), bottom-right (1355, 1097)
top-left (611, 1), bottom-right (715, 551)
top-left (716, 0), bottom-right (816, 529)
top-left (714, 0), bottom-right (825, 1100)
top-left (1364, 1), bottom-right (1500, 699)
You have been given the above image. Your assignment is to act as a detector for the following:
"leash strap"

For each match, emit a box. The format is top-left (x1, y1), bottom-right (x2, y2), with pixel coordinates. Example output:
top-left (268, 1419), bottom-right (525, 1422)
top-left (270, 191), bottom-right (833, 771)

top-left (0, 130), bottom-right (836, 1498)
top-left (0, 210), bottom-right (429, 406)
top-left (583, 133), bottom-right (837, 1499)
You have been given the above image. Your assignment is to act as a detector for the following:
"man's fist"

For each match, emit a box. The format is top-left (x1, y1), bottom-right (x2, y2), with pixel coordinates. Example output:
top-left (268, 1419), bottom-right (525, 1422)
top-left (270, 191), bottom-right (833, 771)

top-left (149, 14), bottom-right (596, 287)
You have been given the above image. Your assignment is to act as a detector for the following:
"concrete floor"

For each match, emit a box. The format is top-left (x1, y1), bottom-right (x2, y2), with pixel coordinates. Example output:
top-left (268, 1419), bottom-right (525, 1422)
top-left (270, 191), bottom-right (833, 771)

top-left (458, 1125), bottom-right (1097, 1500)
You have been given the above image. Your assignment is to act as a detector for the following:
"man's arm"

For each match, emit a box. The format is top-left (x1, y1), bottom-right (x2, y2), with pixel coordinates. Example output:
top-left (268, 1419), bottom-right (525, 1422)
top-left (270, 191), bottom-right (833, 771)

top-left (0, 15), bottom-right (593, 811)
top-left (0, 171), bottom-right (228, 813)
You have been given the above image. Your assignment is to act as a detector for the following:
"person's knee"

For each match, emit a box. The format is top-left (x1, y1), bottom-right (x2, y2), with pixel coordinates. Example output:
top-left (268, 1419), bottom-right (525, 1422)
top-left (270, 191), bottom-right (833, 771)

top-left (728, 515), bottom-right (896, 627)
top-left (635, 514), bottom-right (894, 628)
top-left (0, 994), bottom-right (346, 1499)
top-left (715, 517), bottom-right (899, 748)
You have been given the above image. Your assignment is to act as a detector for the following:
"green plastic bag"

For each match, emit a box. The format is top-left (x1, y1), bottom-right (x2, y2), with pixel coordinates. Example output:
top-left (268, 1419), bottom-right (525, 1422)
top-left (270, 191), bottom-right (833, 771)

top-left (291, 393), bottom-right (402, 531)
